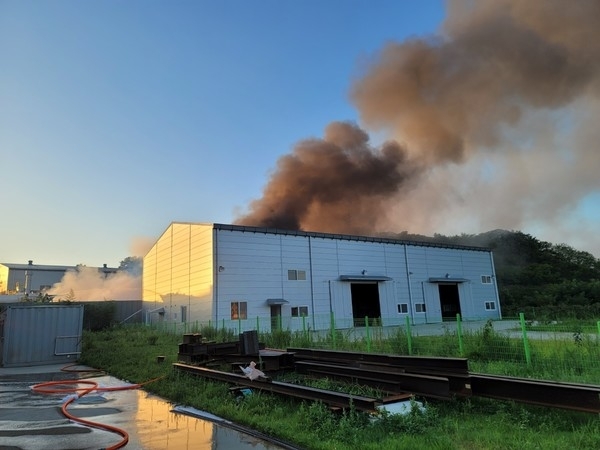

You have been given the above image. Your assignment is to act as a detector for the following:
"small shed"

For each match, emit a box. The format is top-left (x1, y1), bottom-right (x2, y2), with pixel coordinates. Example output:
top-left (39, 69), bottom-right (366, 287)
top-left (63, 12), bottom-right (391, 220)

top-left (0, 304), bottom-right (84, 367)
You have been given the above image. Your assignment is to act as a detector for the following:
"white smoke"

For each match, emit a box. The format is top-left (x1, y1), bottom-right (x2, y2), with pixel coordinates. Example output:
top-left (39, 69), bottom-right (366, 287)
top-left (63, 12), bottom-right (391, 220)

top-left (48, 266), bottom-right (141, 301)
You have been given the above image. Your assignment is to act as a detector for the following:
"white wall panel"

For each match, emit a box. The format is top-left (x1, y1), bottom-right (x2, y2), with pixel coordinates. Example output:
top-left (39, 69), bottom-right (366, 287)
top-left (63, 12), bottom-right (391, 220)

top-left (144, 223), bottom-right (500, 330)
top-left (215, 230), bottom-right (286, 323)
top-left (142, 223), bottom-right (214, 323)
top-left (422, 282), bottom-right (441, 323)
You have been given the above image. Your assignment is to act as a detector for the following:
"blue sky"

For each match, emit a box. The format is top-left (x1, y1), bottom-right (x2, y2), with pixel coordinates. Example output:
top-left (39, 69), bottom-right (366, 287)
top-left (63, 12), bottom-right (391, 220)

top-left (2, 0), bottom-right (599, 266)
top-left (0, 1), bottom-right (445, 266)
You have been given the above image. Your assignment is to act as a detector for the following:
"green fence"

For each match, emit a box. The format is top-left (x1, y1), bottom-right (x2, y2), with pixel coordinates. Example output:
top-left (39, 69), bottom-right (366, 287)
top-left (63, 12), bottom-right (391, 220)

top-left (147, 313), bottom-right (600, 384)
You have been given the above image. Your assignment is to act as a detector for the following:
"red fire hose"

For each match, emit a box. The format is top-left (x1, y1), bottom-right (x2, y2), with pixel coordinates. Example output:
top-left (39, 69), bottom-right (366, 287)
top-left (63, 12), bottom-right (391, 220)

top-left (31, 366), bottom-right (162, 450)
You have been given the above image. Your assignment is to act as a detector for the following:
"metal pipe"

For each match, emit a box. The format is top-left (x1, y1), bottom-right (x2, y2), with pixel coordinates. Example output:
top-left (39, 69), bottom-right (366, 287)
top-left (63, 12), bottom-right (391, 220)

top-left (308, 236), bottom-right (316, 332)
top-left (403, 244), bottom-right (415, 324)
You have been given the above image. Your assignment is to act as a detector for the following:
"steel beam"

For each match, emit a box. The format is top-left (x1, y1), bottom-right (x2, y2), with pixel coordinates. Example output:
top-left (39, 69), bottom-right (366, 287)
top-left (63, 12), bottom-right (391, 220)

top-left (295, 361), bottom-right (452, 399)
top-left (469, 373), bottom-right (600, 413)
top-left (173, 363), bottom-right (380, 412)
top-left (288, 348), bottom-right (469, 374)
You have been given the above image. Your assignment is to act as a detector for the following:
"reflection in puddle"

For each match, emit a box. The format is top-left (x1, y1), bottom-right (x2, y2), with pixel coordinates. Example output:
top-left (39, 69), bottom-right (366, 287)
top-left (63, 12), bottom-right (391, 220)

top-left (0, 373), bottom-right (289, 450)
top-left (133, 390), bottom-right (284, 449)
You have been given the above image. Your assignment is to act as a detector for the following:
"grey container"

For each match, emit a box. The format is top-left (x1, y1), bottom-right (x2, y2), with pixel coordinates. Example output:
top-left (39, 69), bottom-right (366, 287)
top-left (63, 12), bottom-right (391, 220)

top-left (1, 304), bottom-right (84, 367)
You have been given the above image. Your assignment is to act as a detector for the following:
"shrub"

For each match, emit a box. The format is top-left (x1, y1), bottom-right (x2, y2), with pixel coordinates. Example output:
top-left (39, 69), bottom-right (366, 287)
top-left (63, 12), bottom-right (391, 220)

top-left (82, 301), bottom-right (117, 331)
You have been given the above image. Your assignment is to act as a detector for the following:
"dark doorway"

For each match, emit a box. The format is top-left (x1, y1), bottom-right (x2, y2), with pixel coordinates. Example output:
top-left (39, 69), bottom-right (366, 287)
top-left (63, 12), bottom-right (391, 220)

top-left (270, 305), bottom-right (281, 331)
top-left (351, 283), bottom-right (381, 327)
top-left (438, 284), bottom-right (461, 320)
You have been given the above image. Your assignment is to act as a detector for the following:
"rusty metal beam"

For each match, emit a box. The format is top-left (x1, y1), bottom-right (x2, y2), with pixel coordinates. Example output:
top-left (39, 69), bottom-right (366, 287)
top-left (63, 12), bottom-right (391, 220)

top-left (176, 350), bottom-right (600, 414)
top-left (173, 363), bottom-right (380, 412)
top-left (469, 373), bottom-right (600, 414)
top-left (352, 362), bottom-right (472, 396)
top-left (288, 348), bottom-right (469, 375)
top-left (295, 360), bottom-right (452, 399)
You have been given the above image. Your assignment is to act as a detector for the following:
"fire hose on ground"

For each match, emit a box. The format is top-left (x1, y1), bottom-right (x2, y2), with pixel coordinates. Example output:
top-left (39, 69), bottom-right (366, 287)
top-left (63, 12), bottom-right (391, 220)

top-left (31, 364), bottom-right (163, 450)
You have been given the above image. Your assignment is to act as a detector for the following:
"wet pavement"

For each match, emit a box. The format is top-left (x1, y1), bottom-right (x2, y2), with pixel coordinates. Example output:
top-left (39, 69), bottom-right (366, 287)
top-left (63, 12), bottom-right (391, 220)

top-left (0, 365), bottom-right (293, 450)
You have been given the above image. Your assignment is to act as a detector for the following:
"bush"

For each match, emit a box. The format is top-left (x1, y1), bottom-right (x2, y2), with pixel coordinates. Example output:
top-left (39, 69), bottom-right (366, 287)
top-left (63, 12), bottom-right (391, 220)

top-left (82, 301), bottom-right (117, 331)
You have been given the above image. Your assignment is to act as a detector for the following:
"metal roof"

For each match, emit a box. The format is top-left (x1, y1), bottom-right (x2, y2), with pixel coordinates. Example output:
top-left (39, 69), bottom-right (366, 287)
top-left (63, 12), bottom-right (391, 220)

top-left (0, 263), bottom-right (77, 271)
top-left (210, 223), bottom-right (490, 253)
top-left (0, 263), bottom-right (118, 271)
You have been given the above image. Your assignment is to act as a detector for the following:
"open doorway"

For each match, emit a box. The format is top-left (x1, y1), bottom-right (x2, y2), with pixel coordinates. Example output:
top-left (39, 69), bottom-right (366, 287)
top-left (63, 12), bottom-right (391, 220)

top-left (438, 284), bottom-right (461, 320)
top-left (351, 283), bottom-right (381, 327)
top-left (270, 304), bottom-right (282, 331)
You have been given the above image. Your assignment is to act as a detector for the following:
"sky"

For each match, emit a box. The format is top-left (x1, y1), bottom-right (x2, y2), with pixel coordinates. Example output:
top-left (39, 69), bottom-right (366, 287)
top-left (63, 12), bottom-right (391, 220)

top-left (1, 0), bottom-right (599, 268)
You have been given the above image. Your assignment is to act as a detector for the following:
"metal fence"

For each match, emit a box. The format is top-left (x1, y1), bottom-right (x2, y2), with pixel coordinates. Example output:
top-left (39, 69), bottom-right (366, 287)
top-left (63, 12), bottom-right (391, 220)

top-left (147, 312), bottom-right (600, 383)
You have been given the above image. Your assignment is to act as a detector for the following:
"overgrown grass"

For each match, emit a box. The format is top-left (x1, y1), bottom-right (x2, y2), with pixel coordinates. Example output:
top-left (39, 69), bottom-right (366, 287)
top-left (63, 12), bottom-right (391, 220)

top-left (80, 324), bottom-right (600, 450)
top-left (526, 319), bottom-right (600, 333)
top-left (284, 320), bottom-right (600, 384)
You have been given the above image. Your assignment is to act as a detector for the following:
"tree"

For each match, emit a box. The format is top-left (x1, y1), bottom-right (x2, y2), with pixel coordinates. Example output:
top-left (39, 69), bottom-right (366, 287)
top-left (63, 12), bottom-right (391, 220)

top-left (118, 256), bottom-right (142, 276)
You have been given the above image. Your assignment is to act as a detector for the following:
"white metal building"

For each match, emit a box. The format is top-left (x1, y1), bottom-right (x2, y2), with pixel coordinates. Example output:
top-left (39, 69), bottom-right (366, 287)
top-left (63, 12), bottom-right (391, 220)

top-left (142, 222), bottom-right (501, 331)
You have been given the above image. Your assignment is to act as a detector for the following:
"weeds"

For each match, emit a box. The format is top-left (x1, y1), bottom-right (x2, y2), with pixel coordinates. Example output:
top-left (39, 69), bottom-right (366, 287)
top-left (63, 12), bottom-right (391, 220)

top-left (196, 324), bottom-right (237, 342)
top-left (375, 399), bottom-right (438, 435)
top-left (464, 321), bottom-right (525, 364)
top-left (262, 328), bottom-right (292, 349)
top-left (298, 401), bottom-right (369, 445)
top-left (79, 323), bottom-right (600, 450)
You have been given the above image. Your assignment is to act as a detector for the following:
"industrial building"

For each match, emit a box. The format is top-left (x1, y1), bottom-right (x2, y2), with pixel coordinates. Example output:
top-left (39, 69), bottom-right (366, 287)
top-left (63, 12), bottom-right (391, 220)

top-left (142, 222), bottom-right (501, 332)
top-left (0, 261), bottom-right (117, 299)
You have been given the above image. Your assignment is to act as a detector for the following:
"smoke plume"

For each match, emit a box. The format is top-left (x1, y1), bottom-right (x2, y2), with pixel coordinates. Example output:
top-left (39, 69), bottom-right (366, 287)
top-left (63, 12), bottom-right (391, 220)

top-left (48, 266), bottom-right (141, 301)
top-left (130, 236), bottom-right (155, 259)
top-left (46, 239), bottom-right (150, 301)
top-left (237, 121), bottom-right (414, 234)
top-left (235, 0), bottom-right (600, 254)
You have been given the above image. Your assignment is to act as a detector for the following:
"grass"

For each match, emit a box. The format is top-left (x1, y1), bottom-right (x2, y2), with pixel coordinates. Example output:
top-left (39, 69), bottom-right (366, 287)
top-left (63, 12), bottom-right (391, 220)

top-left (525, 319), bottom-right (600, 333)
top-left (79, 324), bottom-right (600, 450)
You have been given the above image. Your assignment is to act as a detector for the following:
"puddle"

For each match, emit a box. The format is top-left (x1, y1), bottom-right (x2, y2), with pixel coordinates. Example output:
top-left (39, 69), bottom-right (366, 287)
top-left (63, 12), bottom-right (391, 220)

top-left (0, 374), bottom-right (294, 450)
top-left (133, 390), bottom-right (286, 449)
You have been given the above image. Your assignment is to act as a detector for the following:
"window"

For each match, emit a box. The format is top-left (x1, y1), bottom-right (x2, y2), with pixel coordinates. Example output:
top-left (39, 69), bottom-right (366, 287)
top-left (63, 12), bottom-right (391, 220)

top-left (485, 301), bottom-right (496, 311)
top-left (231, 301), bottom-right (247, 320)
top-left (291, 306), bottom-right (309, 317)
top-left (481, 275), bottom-right (492, 284)
top-left (288, 269), bottom-right (306, 281)
top-left (397, 303), bottom-right (408, 314)
top-left (415, 303), bottom-right (426, 313)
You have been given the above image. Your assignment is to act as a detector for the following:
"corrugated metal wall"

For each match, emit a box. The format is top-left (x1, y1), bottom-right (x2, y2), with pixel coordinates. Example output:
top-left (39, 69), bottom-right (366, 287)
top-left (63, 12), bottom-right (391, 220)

top-left (142, 223), bottom-right (215, 323)
top-left (142, 223), bottom-right (501, 331)
top-left (1, 304), bottom-right (84, 367)
top-left (110, 300), bottom-right (143, 324)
